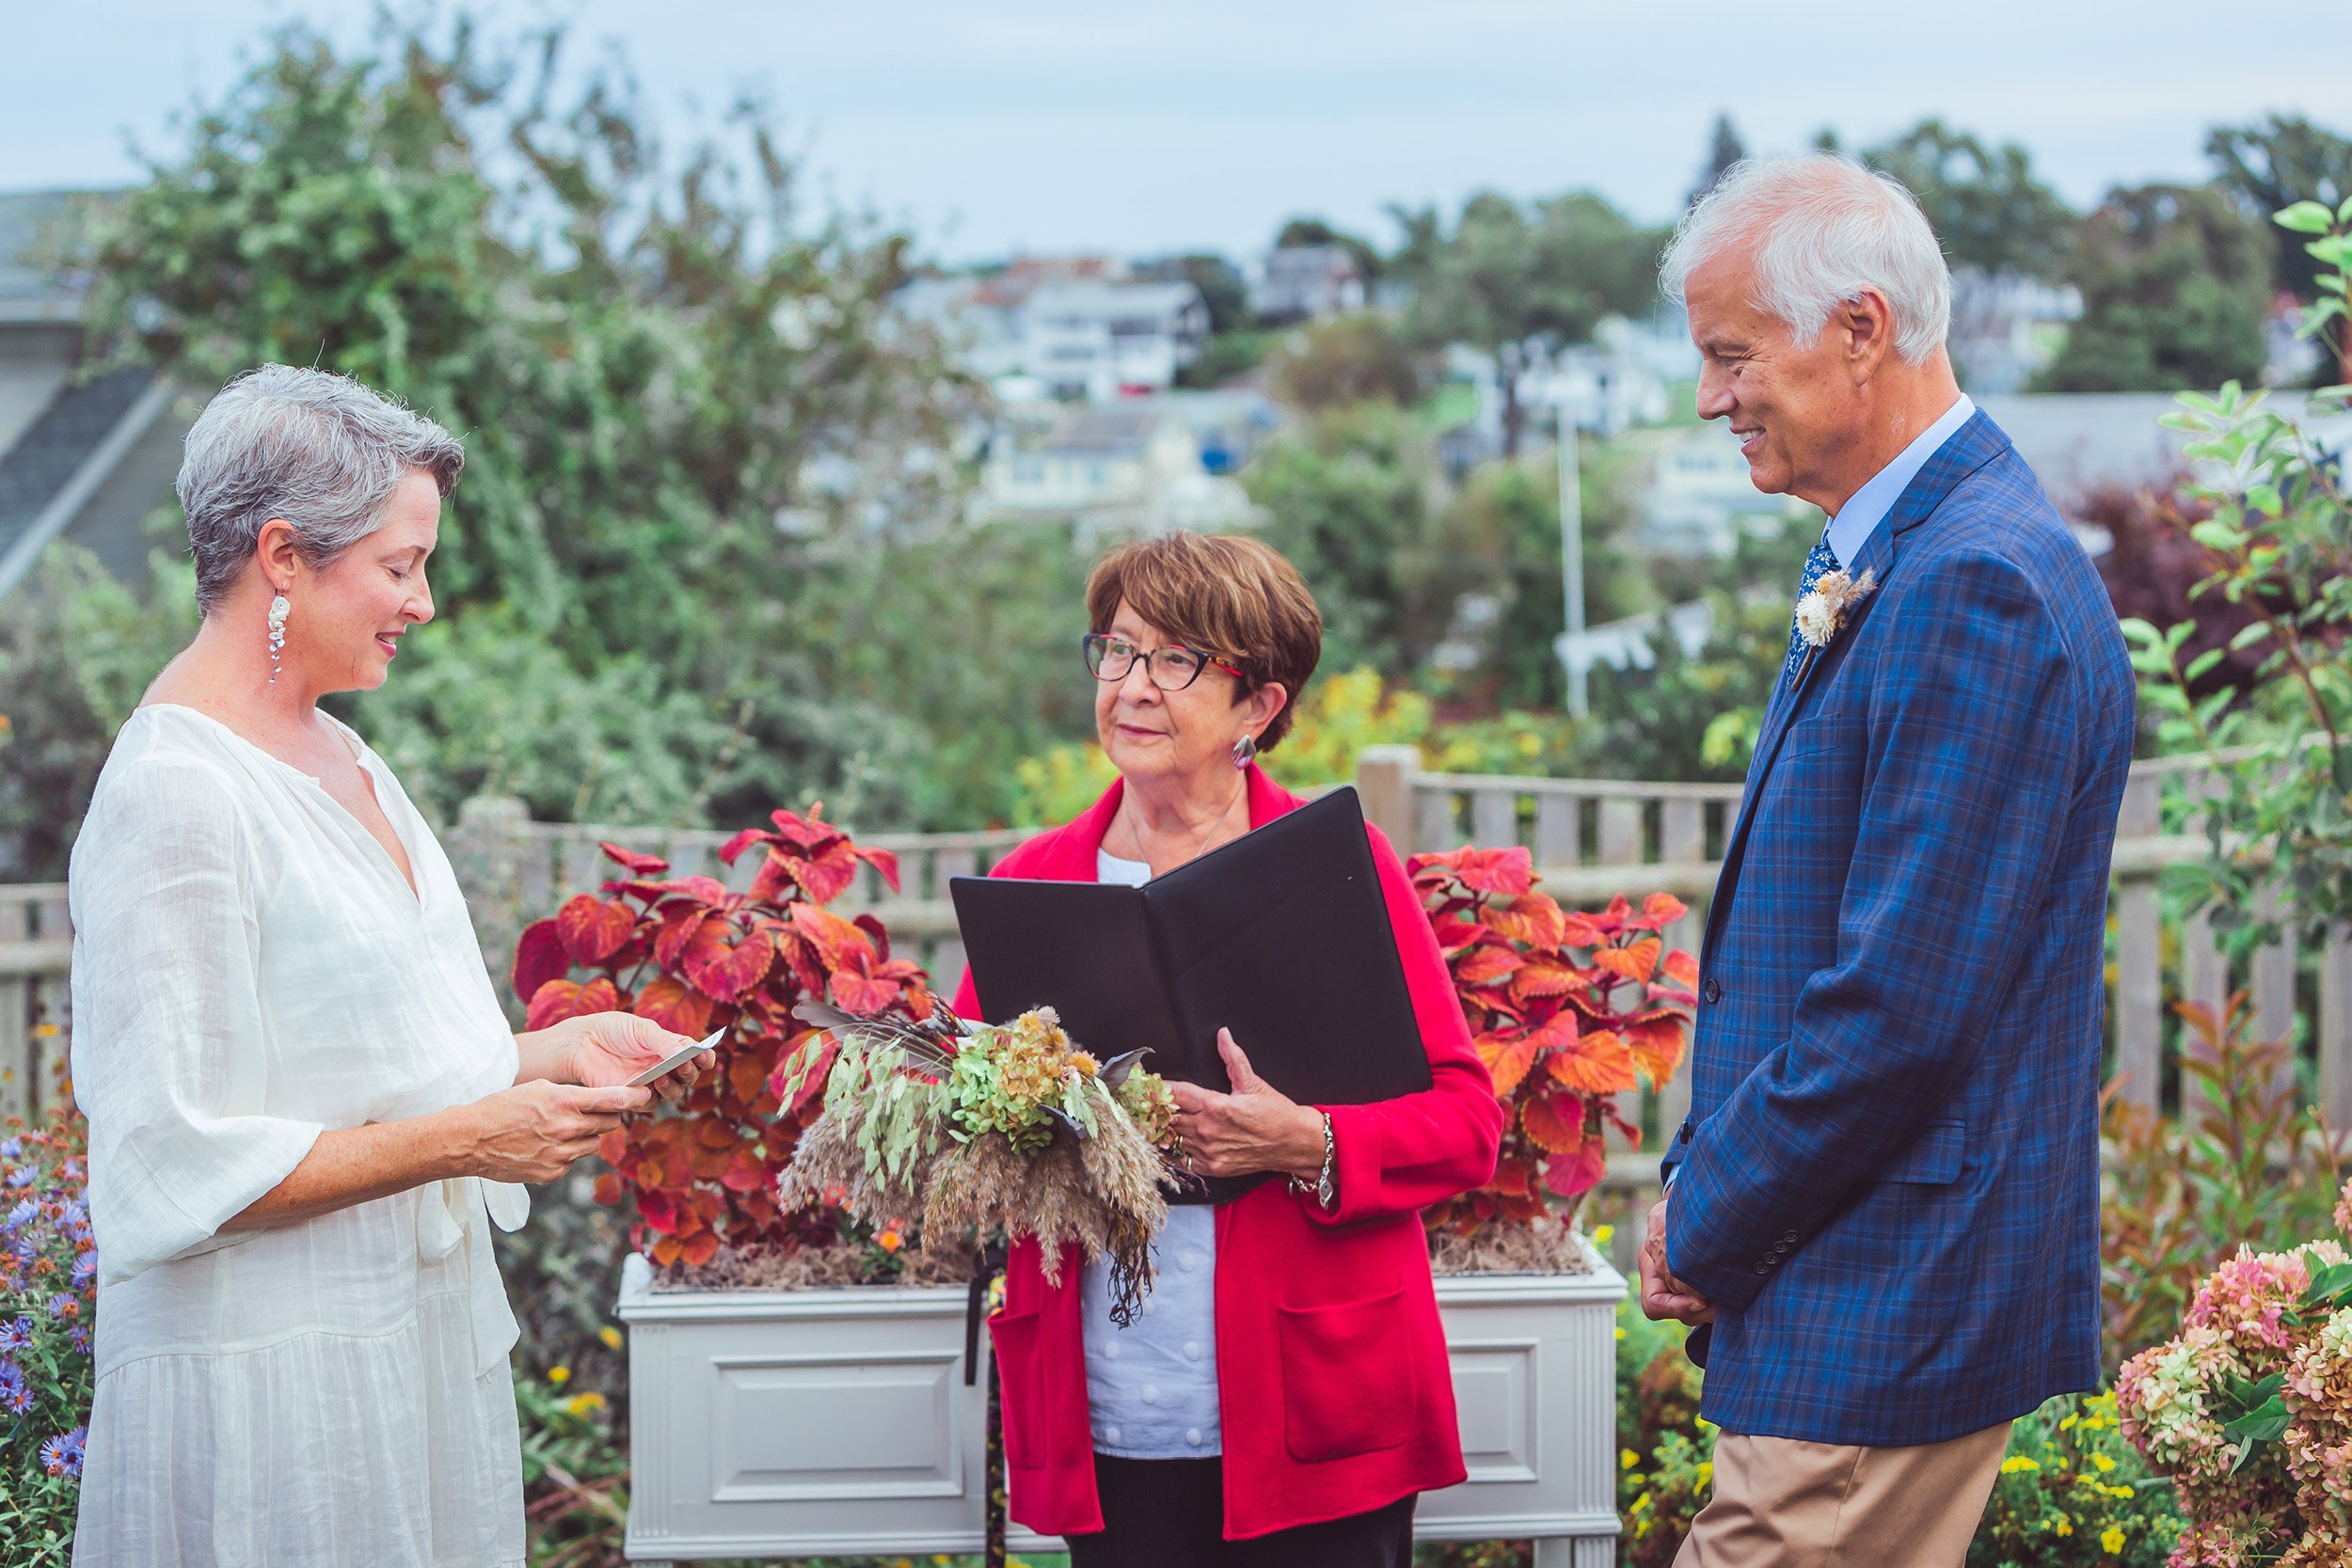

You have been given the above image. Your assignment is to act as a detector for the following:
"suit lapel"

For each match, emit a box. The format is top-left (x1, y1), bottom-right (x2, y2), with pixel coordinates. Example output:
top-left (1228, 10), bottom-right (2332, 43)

top-left (1703, 411), bottom-right (2012, 949)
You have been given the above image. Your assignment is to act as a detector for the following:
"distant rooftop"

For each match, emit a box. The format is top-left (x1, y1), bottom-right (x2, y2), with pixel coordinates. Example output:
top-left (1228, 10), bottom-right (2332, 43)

top-left (0, 190), bottom-right (107, 322)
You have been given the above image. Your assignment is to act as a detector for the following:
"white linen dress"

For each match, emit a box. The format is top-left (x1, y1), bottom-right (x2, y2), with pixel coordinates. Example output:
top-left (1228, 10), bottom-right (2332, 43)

top-left (68, 704), bottom-right (531, 1567)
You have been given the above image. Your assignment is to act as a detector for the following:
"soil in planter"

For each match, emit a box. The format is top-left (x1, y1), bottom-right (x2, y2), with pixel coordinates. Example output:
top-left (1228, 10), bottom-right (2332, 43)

top-left (1427, 1219), bottom-right (1595, 1277)
top-left (649, 1238), bottom-right (978, 1292)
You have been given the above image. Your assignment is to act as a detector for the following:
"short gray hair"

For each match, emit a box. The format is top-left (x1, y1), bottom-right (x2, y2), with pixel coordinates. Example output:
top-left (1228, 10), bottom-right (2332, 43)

top-left (1661, 152), bottom-right (1951, 365)
top-left (178, 364), bottom-right (465, 614)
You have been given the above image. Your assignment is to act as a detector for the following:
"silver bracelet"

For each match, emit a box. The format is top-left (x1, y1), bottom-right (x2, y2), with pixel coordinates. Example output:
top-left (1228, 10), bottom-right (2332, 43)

top-left (1289, 1111), bottom-right (1336, 1211)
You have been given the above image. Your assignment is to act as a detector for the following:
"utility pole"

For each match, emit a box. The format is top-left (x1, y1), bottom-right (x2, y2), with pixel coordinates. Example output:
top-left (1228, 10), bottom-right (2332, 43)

top-left (1558, 392), bottom-right (1587, 719)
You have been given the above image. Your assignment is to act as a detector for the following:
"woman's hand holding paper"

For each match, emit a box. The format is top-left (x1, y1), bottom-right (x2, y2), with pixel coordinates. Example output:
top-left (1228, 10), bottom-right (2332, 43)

top-left (550, 1011), bottom-right (716, 1105)
top-left (1168, 1028), bottom-right (1327, 1180)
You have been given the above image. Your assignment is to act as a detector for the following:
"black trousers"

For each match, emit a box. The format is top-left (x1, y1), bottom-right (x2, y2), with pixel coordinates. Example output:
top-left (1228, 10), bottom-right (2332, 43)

top-left (1063, 1453), bottom-right (1416, 1568)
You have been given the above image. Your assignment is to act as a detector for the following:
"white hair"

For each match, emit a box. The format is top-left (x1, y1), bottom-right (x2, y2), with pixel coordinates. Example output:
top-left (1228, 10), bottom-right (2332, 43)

top-left (178, 364), bottom-right (465, 614)
top-left (1660, 152), bottom-right (1951, 364)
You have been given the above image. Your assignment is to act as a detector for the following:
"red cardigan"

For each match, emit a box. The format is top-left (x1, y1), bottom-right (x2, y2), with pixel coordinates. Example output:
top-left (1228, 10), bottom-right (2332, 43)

top-left (950, 765), bottom-right (1503, 1541)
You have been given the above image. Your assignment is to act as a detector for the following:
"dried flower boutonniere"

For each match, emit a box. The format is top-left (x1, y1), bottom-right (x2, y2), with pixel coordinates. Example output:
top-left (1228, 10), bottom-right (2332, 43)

top-left (1794, 567), bottom-right (1879, 651)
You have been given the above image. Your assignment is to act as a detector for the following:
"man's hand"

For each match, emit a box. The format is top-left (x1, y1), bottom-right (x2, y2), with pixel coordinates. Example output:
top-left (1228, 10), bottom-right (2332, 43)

top-left (1168, 1029), bottom-right (1325, 1180)
top-left (1639, 1193), bottom-right (1716, 1326)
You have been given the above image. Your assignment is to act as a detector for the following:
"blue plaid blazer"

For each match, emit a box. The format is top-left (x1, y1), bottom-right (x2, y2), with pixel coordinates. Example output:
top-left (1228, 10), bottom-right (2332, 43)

top-left (1659, 410), bottom-right (2136, 1447)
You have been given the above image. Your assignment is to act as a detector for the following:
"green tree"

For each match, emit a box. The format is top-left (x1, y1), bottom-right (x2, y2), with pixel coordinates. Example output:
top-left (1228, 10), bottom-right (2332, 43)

top-left (1688, 113), bottom-right (1746, 206)
top-left (2034, 183), bottom-right (2271, 393)
top-left (1389, 191), bottom-right (1662, 456)
top-left (52, 15), bottom-right (1108, 837)
top-left (2207, 115), bottom-right (2352, 299)
top-left (1243, 402), bottom-right (1480, 677)
top-left (1264, 312), bottom-right (1423, 413)
top-left (1859, 119), bottom-right (2075, 280)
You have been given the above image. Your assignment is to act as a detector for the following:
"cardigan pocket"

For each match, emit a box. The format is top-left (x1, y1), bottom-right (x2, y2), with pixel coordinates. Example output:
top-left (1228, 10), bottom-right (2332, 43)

top-left (1276, 1280), bottom-right (1416, 1464)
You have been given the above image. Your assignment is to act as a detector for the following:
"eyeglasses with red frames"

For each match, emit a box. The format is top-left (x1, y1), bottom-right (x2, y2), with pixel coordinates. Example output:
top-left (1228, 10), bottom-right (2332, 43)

top-left (1082, 633), bottom-right (1247, 691)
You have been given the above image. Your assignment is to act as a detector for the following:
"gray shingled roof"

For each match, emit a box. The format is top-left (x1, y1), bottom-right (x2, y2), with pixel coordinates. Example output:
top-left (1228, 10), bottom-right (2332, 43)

top-left (0, 365), bottom-right (155, 569)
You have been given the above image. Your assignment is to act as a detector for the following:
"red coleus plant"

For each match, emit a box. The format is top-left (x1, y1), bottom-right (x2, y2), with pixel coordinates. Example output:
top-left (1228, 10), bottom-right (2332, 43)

top-left (511, 805), bottom-right (935, 1270)
top-left (1410, 845), bottom-right (1697, 1235)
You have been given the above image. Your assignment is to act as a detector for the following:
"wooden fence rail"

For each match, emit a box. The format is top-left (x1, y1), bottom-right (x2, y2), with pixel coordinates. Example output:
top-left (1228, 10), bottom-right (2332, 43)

top-left (8, 752), bottom-right (2346, 1195)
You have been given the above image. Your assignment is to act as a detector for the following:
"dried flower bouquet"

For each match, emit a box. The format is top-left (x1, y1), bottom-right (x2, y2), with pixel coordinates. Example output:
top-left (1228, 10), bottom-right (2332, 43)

top-left (777, 1003), bottom-right (1183, 1323)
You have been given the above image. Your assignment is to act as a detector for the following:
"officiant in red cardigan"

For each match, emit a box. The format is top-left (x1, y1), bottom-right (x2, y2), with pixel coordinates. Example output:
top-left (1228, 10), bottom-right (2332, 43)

top-left (950, 532), bottom-right (1503, 1568)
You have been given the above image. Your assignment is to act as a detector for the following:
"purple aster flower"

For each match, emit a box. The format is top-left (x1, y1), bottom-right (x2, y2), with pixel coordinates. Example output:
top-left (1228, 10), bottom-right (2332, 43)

top-left (0, 1137), bottom-right (22, 1158)
top-left (39, 1428), bottom-right (85, 1479)
top-left (68, 1325), bottom-right (89, 1354)
top-left (0, 1361), bottom-right (30, 1416)
top-left (5, 1167), bottom-right (33, 1188)
top-left (0, 1316), bottom-right (32, 1352)
top-left (46, 1291), bottom-right (80, 1322)
top-left (2, 1197), bottom-right (34, 1232)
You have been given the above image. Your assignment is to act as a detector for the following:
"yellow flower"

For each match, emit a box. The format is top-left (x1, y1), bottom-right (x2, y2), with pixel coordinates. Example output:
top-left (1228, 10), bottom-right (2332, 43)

top-left (547, 1366), bottom-right (571, 1386)
top-left (2102, 1526), bottom-right (2126, 1554)
top-left (2054, 1517), bottom-right (2073, 1537)
top-left (1621, 1449), bottom-right (1641, 1470)
top-left (2000, 1456), bottom-right (2040, 1474)
top-left (1615, 1327), bottom-right (1626, 1340)
top-left (598, 1326), bottom-right (624, 1351)
top-left (564, 1391), bottom-right (607, 1418)
top-left (2059, 1413), bottom-right (2080, 1431)
top-left (1593, 1225), bottom-right (1615, 1245)
top-left (2092, 1454), bottom-right (2117, 1473)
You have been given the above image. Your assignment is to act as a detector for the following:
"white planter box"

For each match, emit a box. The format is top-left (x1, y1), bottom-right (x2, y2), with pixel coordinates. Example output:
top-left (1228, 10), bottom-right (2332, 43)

top-left (616, 1244), bottom-right (1624, 1566)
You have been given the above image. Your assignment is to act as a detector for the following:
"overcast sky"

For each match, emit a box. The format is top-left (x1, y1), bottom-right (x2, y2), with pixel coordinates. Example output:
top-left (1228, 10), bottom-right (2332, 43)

top-left (4, 1), bottom-right (2335, 262)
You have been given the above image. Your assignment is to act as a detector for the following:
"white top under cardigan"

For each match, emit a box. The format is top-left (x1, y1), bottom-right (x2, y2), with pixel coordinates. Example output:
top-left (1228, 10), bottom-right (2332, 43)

top-left (1079, 849), bottom-right (1222, 1458)
top-left (68, 705), bottom-right (530, 1567)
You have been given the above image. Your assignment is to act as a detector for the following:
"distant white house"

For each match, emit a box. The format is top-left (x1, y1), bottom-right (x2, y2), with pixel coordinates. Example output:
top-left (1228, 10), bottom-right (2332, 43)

top-left (1247, 245), bottom-right (1365, 325)
top-left (1020, 280), bottom-right (1210, 402)
top-left (1445, 313), bottom-right (1697, 465)
top-left (1630, 423), bottom-right (1808, 557)
top-left (980, 400), bottom-right (1254, 540)
top-left (893, 263), bottom-right (1210, 404)
top-left (1947, 269), bottom-right (2080, 395)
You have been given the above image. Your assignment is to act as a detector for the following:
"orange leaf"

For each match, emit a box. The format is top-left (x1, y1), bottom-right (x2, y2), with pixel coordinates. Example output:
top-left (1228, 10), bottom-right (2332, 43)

top-left (1548, 1027), bottom-right (1636, 1095)
top-left (633, 976), bottom-right (713, 1037)
top-left (650, 1235), bottom-right (682, 1267)
top-left (1474, 1030), bottom-right (1539, 1097)
top-left (557, 893), bottom-right (637, 965)
top-left (1593, 938), bottom-right (1661, 984)
top-left (1449, 845), bottom-right (1536, 896)
top-left (1510, 959), bottom-right (1581, 1001)
top-left (679, 1231), bottom-right (720, 1267)
top-left (526, 975), bottom-right (621, 1031)
top-left (1481, 892), bottom-right (1566, 949)
top-left (1559, 910), bottom-right (1610, 949)
top-left (1643, 892), bottom-right (1689, 926)
top-left (1455, 942), bottom-right (1525, 986)
top-left (591, 1172), bottom-right (622, 1207)
top-left (683, 924), bottom-right (775, 1004)
top-left (1624, 1015), bottom-right (1688, 1089)
top-left (1521, 1091), bottom-right (1587, 1154)
top-left (1661, 948), bottom-right (1699, 989)
top-left (720, 1148), bottom-right (769, 1193)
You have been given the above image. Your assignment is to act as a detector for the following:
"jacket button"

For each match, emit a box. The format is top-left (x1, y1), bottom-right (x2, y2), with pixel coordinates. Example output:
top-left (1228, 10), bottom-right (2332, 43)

top-left (1753, 1262), bottom-right (1770, 1275)
top-left (1781, 1230), bottom-right (1798, 1243)
top-left (1703, 977), bottom-right (1723, 1005)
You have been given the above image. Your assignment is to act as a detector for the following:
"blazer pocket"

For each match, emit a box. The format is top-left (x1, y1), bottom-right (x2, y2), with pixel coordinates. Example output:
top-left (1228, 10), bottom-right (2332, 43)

top-left (1881, 1118), bottom-right (1967, 1185)
top-left (1277, 1281), bottom-right (1418, 1464)
top-left (987, 1306), bottom-right (1048, 1470)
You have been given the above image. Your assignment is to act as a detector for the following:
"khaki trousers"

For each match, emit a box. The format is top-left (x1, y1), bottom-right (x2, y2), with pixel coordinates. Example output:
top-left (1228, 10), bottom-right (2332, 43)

top-left (1670, 1421), bottom-right (2012, 1568)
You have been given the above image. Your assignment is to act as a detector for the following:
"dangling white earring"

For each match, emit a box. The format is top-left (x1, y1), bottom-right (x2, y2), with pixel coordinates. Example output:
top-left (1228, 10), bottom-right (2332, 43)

top-left (1231, 733), bottom-right (1257, 769)
top-left (267, 594), bottom-right (289, 687)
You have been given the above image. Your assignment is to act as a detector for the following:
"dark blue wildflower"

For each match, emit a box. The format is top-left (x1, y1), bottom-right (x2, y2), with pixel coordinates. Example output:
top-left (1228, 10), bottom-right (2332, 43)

top-left (68, 1325), bottom-right (89, 1354)
top-left (0, 1315), bottom-right (31, 1352)
top-left (72, 1253), bottom-right (97, 1289)
top-left (0, 1136), bottom-right (21, 1159)
top-left (5, 1166), bottom-right (33, 1188)
top-left (2, 1197), bottom-right (34, 1232)
top-left (39, 1427), bottom-right (86, 1479)
top-left (0, 1359), bottom-right (30, 1416)
top-left (45, 1291), bottom-right (79, 1322)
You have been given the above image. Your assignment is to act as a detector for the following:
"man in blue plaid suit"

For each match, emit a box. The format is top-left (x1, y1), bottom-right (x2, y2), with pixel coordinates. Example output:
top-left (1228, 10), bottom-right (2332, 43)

top-left (1638, 155), bottom-right (2136, 1566)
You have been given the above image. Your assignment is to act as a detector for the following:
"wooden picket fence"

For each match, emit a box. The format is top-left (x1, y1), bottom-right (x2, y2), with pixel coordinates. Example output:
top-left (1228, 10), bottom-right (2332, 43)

top-left (8, 750), bottom-right (2348, 1204)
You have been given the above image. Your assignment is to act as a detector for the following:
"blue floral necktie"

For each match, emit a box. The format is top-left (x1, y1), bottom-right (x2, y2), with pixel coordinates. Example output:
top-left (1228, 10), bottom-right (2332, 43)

top-left (1782, 532), bottom-right (1842, 686)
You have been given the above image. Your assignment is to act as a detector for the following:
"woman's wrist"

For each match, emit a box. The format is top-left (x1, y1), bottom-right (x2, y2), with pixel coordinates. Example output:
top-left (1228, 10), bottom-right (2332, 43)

top-left (1288, 1105), bottom-right (1329, 1179)
top-left (512, 1024), bottom-right (579, 1086)
top-left (425, 1098), bottom-right (488, 1181)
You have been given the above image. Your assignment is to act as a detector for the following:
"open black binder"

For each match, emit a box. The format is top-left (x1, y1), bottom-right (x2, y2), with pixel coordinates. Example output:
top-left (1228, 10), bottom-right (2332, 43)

top-left (949, 786), bottom-right (1431, 1202)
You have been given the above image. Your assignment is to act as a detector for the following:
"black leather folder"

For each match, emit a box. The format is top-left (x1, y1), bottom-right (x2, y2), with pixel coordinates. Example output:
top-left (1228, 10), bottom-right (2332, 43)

top-left (949, 786), bottom-right (1432, 1202)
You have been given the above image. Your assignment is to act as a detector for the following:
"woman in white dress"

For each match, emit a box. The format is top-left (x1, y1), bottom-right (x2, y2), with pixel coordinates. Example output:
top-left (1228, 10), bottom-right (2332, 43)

top-left (68, 365), bottom-right (713, 1566)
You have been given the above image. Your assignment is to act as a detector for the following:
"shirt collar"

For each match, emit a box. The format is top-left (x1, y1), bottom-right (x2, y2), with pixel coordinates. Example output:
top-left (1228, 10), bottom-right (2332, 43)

top-left (1822, 394), bottom-right (1975, 564)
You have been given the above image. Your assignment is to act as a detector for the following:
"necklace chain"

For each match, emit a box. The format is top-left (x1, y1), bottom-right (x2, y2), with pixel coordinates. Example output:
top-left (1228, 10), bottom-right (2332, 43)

top-left (1127, 770), bottom-right (1248, 872)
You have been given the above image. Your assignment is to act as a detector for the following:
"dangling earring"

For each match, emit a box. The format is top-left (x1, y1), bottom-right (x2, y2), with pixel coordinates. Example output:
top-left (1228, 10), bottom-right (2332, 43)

top-left (267, 594), bottom-right (289, 687)
top-left (1231, 732), bottom-right (1258, 770)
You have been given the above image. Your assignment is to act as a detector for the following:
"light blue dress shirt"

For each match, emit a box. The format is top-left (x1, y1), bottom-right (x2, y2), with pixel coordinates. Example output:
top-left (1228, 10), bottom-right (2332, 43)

top-left (1821, 394), bottom-right (1975, 565)
top-left (1079, 849), bottom-right (1222, 1458)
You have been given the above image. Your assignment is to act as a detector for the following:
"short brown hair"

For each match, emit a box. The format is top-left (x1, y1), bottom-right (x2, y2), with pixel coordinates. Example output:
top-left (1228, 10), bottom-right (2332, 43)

top-left (1086, 533), bottom-right (1323, 750)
